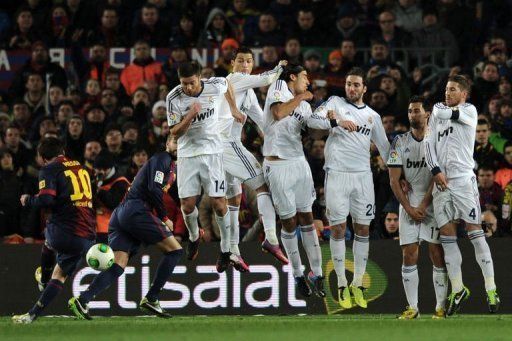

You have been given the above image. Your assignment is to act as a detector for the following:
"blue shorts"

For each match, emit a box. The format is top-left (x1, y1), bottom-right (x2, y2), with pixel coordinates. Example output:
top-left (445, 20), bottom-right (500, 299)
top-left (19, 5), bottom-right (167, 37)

top-left (45, 224), bottom-right (95, 276)
top-left (108, 199), bottom-right (172, 254)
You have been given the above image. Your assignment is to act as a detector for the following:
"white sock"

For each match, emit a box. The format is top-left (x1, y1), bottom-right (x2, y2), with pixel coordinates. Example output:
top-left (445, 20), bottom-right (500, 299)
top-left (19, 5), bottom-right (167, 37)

top-left (440, 235), bottom-right (464, 293)
top-left (182, 206), bottom-right (199, 242)
top-left (330, 235), bottom-right (347, 287)
top-left (228, 205), bottom-right (240, 255)
top-left (281, 229), bottom-right (303, 277)
top-left (352, 234), bottom-right (369, 287)
top-left (402, 265), bottom-right (419, 311)
top-left (257, 192), bottom-right (278, 245)
top-left (468, 230), bottom-right (496, 291)
top-left (214, 210), bottom-right (231, 253)
top-left (433, 266), bottom-right (448, 310)
top-left (299, 224), bottom-right (323, 277)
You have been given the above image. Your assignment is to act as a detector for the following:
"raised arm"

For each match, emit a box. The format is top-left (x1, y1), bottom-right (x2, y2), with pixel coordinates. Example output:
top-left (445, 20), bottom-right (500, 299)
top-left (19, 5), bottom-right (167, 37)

top-left (432, 102), bottom-right (477, 126)
top-left (271, 91), bottom-right (313, 121)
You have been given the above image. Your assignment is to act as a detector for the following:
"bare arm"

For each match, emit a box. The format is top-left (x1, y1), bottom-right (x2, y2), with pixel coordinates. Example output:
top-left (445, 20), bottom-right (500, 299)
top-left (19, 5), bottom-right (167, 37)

top-left (419, 180), bottom-right (434, 210)
top-left (169, 103), bottom-right (200, 138)
top-left (389, 167), bottom-right (425, 222)
top-left (225, 80), bottom-right (246, 123)
top-left (271, 91), bottom-right (312, 121)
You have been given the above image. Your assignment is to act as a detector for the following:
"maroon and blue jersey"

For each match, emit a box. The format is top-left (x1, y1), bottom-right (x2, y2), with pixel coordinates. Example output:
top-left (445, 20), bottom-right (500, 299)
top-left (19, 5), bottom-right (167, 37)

top-left (28, 155), bottom-right (96, 240)
top-left (125, 151), bottom-right (174, 223)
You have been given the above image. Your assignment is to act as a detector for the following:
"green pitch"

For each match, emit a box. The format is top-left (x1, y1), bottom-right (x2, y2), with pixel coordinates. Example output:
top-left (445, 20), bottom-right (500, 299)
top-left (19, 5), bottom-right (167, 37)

top-left (1, 315), bottom-right (512, 340)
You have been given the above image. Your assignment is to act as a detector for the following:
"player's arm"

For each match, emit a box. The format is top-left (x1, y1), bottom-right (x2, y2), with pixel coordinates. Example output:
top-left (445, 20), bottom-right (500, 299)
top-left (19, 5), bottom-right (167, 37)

top-left (168, 102), bottom-right (200, 138)
top-left (225, 80), bottom-right (246, 123)
top-left (271, 91), bottom-right (313, 120)
top-left (424, 116), bottom-right (448, 189)
top-left (21, 168), bottom-right (57, 208)
top-left (247, 93), bottom-right (265, 130)
top-left (146, 157), bottom-right (171, 225)
top-left (432, 102), bottom-right (477, 126)
top-left (418, 179), bottom-right (434, 212)
top-left (371, 114), bottom-right (391, 163)
top-left (236, 61), bottom-right (286, 91)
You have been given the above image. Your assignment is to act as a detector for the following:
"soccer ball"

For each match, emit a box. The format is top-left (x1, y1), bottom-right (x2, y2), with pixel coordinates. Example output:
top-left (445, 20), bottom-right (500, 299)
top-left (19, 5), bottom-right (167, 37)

top-left (86, 243), bottom-right (115, 271)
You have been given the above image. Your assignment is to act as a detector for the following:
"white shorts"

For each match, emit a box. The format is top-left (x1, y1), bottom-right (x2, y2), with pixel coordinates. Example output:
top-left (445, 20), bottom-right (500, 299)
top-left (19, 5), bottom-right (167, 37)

top-left (223, 140), bottom-right (265, 198)
top-left (325, 170), bottom-right (375, 226)
top-left (177, 153), bottom-right (226, 198)
top-left (263, 157), bottom-right (315, 219)
top-left (399, 204), bottom-right (440, 245)
top-left (432, 175), bottom-right (481, 228)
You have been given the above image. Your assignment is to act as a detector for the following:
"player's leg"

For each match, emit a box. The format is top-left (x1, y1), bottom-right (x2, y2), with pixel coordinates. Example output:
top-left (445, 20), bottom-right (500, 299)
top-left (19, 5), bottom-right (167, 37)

top-left (140, 236), bottom-right (183, 318)
top-left (429, 243), bottom-right (448, 318)
top-left (398, 243), bottom-right (420, 319)
top-left (36, 242), bottom-right (56, 291)
top-left (226, 176), bottom-right (242, 257)
top-left (325, 170), bottom-right (351, 308)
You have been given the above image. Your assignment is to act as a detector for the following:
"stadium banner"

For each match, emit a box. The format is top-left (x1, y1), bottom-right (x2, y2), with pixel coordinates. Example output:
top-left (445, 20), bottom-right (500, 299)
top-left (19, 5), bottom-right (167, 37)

top-left (1, 239), bottom-right (511, 316)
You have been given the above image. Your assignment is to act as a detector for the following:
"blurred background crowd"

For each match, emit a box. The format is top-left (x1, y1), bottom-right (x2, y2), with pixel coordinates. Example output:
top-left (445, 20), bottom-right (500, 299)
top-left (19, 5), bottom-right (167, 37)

top-left (0, 0), bottom-right (511, 244)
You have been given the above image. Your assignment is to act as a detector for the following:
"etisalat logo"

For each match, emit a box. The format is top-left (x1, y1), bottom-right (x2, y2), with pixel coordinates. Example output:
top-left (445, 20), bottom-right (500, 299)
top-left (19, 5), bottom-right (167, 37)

top-left (320, 245), bottom-right (388, 315)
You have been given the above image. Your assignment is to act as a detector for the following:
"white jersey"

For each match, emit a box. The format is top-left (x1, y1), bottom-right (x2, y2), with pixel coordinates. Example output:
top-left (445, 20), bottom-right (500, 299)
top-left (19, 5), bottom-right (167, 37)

top-left (424, 102), bottom-right (477, 182)
top-left (387, 131), bottom-right (432, 206)
top-left (262, 79), bottom-right (313, 159)
top-left (166, 77), bottom-right (227, 157)
top-left (313, 96), bottom-right (390, 172)
top-left (218, 66), bottom-right (283, 142)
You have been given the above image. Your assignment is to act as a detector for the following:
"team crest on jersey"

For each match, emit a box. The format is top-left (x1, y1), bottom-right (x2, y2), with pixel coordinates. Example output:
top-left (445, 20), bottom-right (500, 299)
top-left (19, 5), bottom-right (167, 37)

top-left (154, 171), bottom-right (164, 184)
top-left (389, 151), bottom-right (398, 160)
top-left (208, 96), bottom-right (214, 103)
top-left (273, 91), bottom-right (281, 100)
top-left (368, 116), bottom-right (373, 124)
top-left (39, 180), bottom-right (46, 190)
top-left (168, 112), bottom-right (178, 122)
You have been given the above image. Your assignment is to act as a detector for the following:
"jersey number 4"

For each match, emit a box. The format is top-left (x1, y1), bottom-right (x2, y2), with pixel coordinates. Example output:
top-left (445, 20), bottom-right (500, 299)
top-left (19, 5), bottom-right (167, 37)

top-left (65, 169), bottom-right (92, 201)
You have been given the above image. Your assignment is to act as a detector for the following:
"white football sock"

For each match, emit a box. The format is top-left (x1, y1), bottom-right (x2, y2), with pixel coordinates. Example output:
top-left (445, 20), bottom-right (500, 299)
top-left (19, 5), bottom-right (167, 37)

top-left (182, 206), bottom-right (199, 242)
top-left (352, 234), bottom-right (369, 287)
top-left (228, 205), bottom-right (240, 255)
top-left (299, 224), bottom-right (323, 277)
top-left (330, 235), bottom-right (347, 287)
top-left (440, 235), bottom-right (464, 293)
top-left (214, 210), bottom-right (231, 253)
top-left (433, 266), bottom-right (448, 310)
top-left (281, 229), bottom-right (303, 277)
top-left (402, 265), bottom-right (419, 311)
top-left (257, 192), bottom-right (278, 245)
top-left (468, 230), bottom-right (496, 291)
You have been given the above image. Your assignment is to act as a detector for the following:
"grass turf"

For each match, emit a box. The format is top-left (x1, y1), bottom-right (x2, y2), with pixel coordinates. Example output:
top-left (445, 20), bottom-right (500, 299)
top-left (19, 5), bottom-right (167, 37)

top-left (1, 315), bottom-right (512, 340)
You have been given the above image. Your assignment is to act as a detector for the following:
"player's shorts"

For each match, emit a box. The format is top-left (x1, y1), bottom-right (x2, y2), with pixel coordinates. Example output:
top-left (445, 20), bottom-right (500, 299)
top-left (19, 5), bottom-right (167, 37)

top-left (45, 224), bottom-right (94, 276)
top-left (177, 153), bottom-right (226, 198)
top-left (263, 157), bottom-right (315, 219)
top-left (432, 175), bottom-right (481, 228)
top-left (108, 199), bottom-right (172, 254)
top-left (399, 204), bottom-right (440, 245)
top-left (325, 170), bottom-right (375, 226)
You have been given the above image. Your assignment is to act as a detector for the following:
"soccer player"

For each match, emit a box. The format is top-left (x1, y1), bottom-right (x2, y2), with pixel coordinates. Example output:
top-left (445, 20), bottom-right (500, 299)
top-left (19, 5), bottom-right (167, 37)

top-left (262, 64), bottom-right (325, 297)
top-left (388, 96), bottom-right (448, 319)
top-left (12, 137), bottom-right (96, 324)
top-left (167, 61), bottom-right (236, 272)
top-left (217, 46), bottom-right (289, 270)
top-left (424, 75), bottom-right (500, 315)
top-left (313, 67), bottom-right (390, 309)
top-left (68, 135), bottom-right (182, 319)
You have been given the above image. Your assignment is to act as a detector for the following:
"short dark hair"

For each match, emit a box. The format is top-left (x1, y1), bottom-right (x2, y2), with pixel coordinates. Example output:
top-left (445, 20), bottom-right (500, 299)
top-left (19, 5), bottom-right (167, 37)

top-left (142, 3), bottom-right (158, 11)
top-left (178, 61), bottom-right (202, 78)
top-left (231, 46), bottom-right (254, 61)
top-left (346, 67), bottom-right (366, 85)
top-left (106, 67), bottom-right (121, 77)
top-left (477, 118), bottom-right (490, 127)
top-left (280, 63), bottom-right (305, 82)
top-left (478, 164), bottom-right (495, 173)
top-left (447, 74), bottom-right (471, 92)
top-left (38, 137), bottom-right (64, 160)
top-left (409, 95), bottom-right (426, 106)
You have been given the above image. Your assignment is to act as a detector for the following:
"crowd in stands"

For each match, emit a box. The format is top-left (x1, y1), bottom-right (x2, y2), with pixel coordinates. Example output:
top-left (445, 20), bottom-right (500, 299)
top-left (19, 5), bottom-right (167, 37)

top-left (0, 0), bottom-right (511, 244)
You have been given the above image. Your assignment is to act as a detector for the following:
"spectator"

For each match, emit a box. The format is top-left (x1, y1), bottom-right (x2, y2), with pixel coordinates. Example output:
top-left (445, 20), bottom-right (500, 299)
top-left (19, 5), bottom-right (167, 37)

top-left (45, 5), bottom-right (72, 47)
top-left (369, 89), bottom-right (390, 113)
top-left (473, 62), bottom-right (501, 114)
top-left (474, 119), bottom-right (502, 170)
top-left (324, 49), bottom-right (345, 95)
top-left (245, 11), bottom-right (285, 47)
top-left (100, 88), bottom-right (119, 117)
top-left (340, 39), bottom-right (360, 73)
top-left (46, 84), bottom-right (64, 116)
top-left (280, 37), bottom-right (302, 65)
top-left (383, 210), bottom-right (399, 240)
top-left (11, 100), bottom-right (32, 140)
top-left (0, 148), bottom-right (23, 238)
top-left (372, 10), bottom-right (411, 49)
top-left (83, 140), bottom-right (102, 172)
top-left (105, 67), bottom-right (128, 103)
top-left (122, 121), bottom-right (139, 147)
top-left (381, 113), bottom-right (396, 141)
top-left (131, 3), bottom-right (169, 47)
top-left (63, 115), bottom-right (85, 162)
top-left (169, 13), bottom-right (199, 48)
top-left (120, 40), bottom-right (165, 96)
top-left (303, 50), bottom-right (325, 84)
top-left (392, 0), bottom-right (423, 33)
top-left (71, 42), bottom-right (110, 87)
top-left (288, 8), bottom-right (327, 47)
top-left (411, 8), bottom-right (459, 67)
top-left (22, 73), bottom-right (45, 118)
top-left (499, 77), bottom-right (511, 100)
top-left (214, 38), bottom-right (239, 77)
top-left (55, 101), bottom-right (75, 133)
top-left (3, 124), bottom-right (32, 173)
top-left (9, 41), bottom-right (67, 100)
top-left (333, 5), bottom-right (368, 47)
top-left (365, 39), bottom-right (400, 75)
top-left (478, 165), bottom-right (504, 222)
top-left (495, 142), bottom-right (512, 189)
top-left (126, 147), bottom-right (148, 182)
top-left (1, 7), bottom-right (41, 50)
top-left (163, 45), bottom-right (190, 90)
top-left (83, 104), bottom-right (107, 141)
top-left (488, 45), bottom-right (512, 81)
top-left (307, 138), bottom-right (325, 188)
top-left (226, 0), bottom-right (260, 43)
top-left (85, 6), bottom-right (127, 48)
top-left (256, 45), bottom-right (279, 72)
top-left (197, 8), bottom-right (236, 48)
top-left (103, 124), bottom-right (130, 173)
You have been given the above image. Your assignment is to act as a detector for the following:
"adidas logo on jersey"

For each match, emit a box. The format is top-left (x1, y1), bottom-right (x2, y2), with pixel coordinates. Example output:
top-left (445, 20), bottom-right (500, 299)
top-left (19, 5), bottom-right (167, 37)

top-left (406, 157), bottom-right (427, 169)
top-left (192, 108), bottom-right (215, 123)
top-left (356, 125), bottom-right (371, 136)
top-left (437, 126), bottom-right (453, 141)
top-left (404, 148), bottom-right (410, 153)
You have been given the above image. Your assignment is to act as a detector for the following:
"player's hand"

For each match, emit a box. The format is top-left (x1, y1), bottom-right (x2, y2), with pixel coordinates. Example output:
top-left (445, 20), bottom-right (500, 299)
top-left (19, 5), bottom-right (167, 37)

top-left (190, 102), bottom-right (201, 117)
top-left (407, 206), bottom-right (426, 223)
top-left (400, 179), bottom-right (411, 193)
top-left (433, 172), bottom-right (448, 191)
top-left (164, 219), bottom-right (174, 232)
top-left (20, 194), bottom-right (31, 207)
top-left (232, 109), bottom-right (247, 124)
top-left (326, 110), bottom-right (336, 120)
top-left (339, 120), bottom-right (357, 132)
top-left (299, 91), bottom-right (314, 102)
top-left (278, 60), bottom-right (288, 67)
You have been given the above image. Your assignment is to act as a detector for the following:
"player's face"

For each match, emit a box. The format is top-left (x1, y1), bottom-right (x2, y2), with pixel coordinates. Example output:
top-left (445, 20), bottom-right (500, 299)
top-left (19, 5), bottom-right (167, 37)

top-left (180, 75), bottom-right (202, 96)
top-left (345, 75), bottom-right (366, 103)
top-left (445, 81), bottom-right (467, 107)
top-left (232, 53), bottom-right (254, 74)
top-left (408, 102), bottom-right (427, 129)
top-left (292, 71), bottom-right (310, 94)
top-left (476, 124), bottom-right (490, 144)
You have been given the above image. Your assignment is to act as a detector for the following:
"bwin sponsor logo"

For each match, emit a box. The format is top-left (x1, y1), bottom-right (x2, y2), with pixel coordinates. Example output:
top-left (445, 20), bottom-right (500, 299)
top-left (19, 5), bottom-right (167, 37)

top-left (356, 125), bottom-right (371, 135)
top-left (437, 126), bottom-right (453, 141)
top-left (193, 108), bottom-right (214, 122)
top-left (406, 157), bottom-right (427, 168)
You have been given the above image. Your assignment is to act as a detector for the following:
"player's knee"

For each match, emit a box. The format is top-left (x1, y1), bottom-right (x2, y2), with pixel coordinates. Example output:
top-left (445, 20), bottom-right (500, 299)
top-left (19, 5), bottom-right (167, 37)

top-left (402, 245), bottom-right (418, 265)
top-left (227, 194), bottom-right (241, 207)
top-left (429, 244), bottom-right (445, 267)
top-left (114, 251), bottom-right (129, 268)
top-left (297, 212), bottom-right (313, 226)
top-left (210, 197), bottom-right (227, 215)
top-left (51, 265), bottom-right (67, 283)
top-left (331, 224), bottom-right (346, 238)
top-left (180, 199), bottom-right (196, 214)
top-left (281, 216), bottom-right (297, 232)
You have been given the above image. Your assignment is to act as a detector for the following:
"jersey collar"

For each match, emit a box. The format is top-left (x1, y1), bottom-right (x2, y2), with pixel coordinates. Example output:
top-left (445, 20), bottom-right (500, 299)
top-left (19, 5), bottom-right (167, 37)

top-left (344, 98), bottom-right (366, 110)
